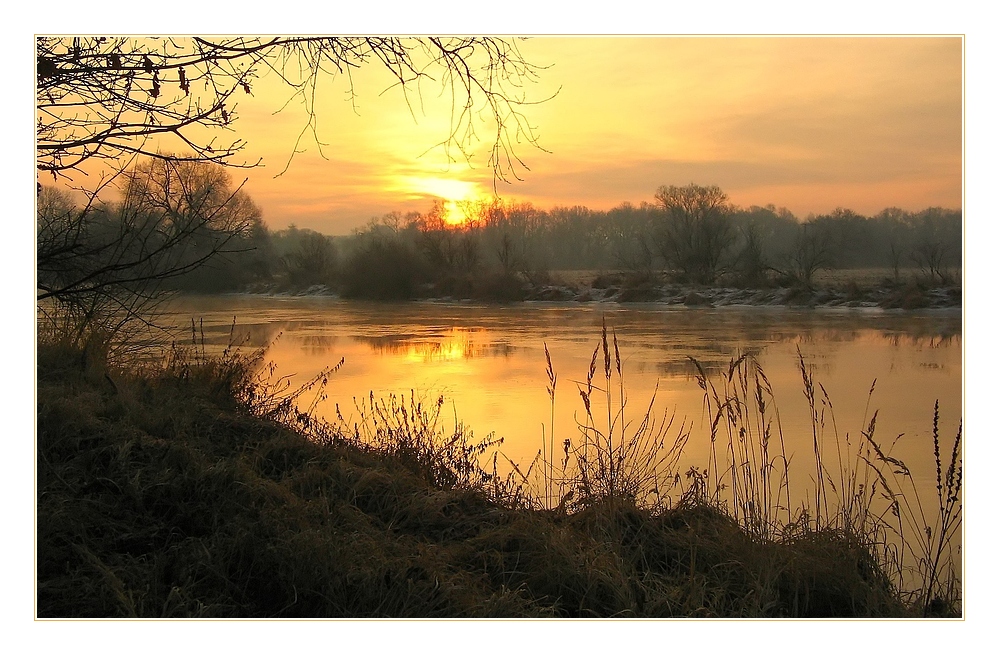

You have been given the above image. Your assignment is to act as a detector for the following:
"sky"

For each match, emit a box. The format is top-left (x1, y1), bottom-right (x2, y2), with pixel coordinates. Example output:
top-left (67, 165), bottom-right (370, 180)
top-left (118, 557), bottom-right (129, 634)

top-left (189, 36), bottom-right (965, 234)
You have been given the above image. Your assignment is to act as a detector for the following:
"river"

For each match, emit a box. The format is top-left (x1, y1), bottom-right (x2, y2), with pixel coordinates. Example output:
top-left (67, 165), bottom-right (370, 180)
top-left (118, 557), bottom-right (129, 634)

top-left (164, 295), bottom-right (961, 519)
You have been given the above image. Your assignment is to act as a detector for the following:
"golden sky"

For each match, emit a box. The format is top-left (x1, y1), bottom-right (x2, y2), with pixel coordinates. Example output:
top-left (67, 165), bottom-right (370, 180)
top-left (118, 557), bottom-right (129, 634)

top-left (69, 36), bottom-right (965, 234)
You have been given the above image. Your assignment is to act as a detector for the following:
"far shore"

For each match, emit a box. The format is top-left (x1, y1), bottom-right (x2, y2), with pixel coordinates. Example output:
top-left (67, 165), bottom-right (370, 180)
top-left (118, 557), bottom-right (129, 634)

top-left (227, 268), bottom-right (962, 311)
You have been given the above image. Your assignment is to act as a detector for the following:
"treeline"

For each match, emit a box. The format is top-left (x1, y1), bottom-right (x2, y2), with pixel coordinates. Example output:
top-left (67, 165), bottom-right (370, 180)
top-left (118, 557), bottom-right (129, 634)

top-left (39, 171), bottom-right (962, 304)
top-left (210, 186), bottom-right (961, 300)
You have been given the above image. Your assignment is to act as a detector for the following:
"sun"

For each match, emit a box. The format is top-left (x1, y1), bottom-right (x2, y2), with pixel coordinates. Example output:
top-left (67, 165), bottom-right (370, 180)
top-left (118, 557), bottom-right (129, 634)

top-left (402, 176), bottom-right (485, 226)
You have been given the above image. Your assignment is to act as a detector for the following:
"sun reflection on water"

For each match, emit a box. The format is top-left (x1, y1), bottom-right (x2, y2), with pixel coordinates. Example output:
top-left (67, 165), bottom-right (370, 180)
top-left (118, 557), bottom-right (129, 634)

top-left (403, 333), bottom-right (474, 363)
top-left (356, 328), bottom-right (515, 364)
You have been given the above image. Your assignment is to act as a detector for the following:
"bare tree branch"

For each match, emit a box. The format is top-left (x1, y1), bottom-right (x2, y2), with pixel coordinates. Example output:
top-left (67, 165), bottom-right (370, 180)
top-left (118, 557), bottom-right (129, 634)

top-left (37, 36), bottom-right (550, 187)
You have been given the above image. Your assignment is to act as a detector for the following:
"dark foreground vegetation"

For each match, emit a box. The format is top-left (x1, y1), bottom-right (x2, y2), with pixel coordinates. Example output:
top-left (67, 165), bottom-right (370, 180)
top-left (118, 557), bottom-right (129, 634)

top-left (37, 328), bottom-right (961, 618)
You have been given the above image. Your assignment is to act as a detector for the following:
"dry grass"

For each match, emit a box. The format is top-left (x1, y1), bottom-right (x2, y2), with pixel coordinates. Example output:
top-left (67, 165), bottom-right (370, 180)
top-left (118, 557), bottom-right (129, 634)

top-left (494, 329), bottom-right (961, 616)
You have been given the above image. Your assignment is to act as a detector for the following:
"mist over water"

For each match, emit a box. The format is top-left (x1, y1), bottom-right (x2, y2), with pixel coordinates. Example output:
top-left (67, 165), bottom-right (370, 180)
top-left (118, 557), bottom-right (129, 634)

top-left (167, 295), bottom-right (961, 508)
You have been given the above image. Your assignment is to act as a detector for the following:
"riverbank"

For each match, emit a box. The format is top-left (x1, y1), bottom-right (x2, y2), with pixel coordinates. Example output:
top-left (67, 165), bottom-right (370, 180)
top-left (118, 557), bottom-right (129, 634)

top-left (243, 269), bottom-right (961, 310)
top-left (36, 340), bottom-right (958, 618)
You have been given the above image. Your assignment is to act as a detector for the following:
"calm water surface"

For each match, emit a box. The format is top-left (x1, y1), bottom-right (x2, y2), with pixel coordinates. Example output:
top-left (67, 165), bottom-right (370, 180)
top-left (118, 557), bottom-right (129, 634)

top-left (166, 295), bottom-right (962, 507)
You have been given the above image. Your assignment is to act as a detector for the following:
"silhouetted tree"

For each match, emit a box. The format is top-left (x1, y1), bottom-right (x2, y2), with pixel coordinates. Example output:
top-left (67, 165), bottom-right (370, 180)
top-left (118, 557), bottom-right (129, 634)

top-left (493, 232), bottom-right (523, 275)
top-left (874, 208), bottom-right (914, 282)
top-left (653, 184), bottom-right (734, 284)
top-left (909, 208), bottom-right (961, 284)
top-left (285, 231), bottom-right (338, 288)
top-left (729, 205), bottom-right (799, 279)
top-left (782, 221), bottom-right (835, 288)
top-left (341, 233), bottom-right (425, 301)
top-left (733, 222), bottom-right (770, 287)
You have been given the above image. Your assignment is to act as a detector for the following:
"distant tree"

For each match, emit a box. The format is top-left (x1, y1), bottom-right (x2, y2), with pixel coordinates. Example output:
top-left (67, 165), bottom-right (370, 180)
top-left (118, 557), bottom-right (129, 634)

top-left (341, 233), bottom-right (425, 301)
top-left (285, 231), bottom-right (338, 289)
top-left (413, 202), bottom-right (483, 296)
top-left (494, 232), bottom-right (523, 275)
top-left (604, 202), bottom-right (658, 275)
top-left (616, 232), bottom-right (657, 277)
top-left (911, 240), bottom-right (951, 284)
top-left (909, 208), bottom-right (961, 285)
top-left (416, 201), bottom-right (459, 273)
top-left (729, 204), bottom-right (799, 272)
top-left (733, 222), bottom-right (770, 287)
top-left (782, 221), bottom-right (836, 288)
top-left (653, 184), bottom-right (734, 284)
top-left (874, 208), bottom-right (914, 282)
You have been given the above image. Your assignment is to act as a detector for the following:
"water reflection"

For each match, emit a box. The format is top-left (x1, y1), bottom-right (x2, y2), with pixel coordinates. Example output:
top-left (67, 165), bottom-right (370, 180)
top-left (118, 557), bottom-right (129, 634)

top-left (356, 329), bottom-right (517, 363)
top-left (164, 298), bottom-right (961, 488)
top-left (301, 334), bottom-right (340, 354)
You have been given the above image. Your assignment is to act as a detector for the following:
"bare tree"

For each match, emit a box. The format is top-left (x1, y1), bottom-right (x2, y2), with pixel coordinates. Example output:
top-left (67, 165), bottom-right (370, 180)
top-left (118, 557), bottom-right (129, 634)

top-left (653, 184), bottom-right (733, 284)
top-left (494, 232), bottom-right (523, 276)
top-left (911, 240), bottom-right (953, 285)
top-left (782, 221), bottom-right (835, 288)
top-left (284, 231), bottom-right (338, 289)
top-left (734, 222), bottom-right (771, 287)
top-left (414, 202), bottom-right (481, 279)
top-left (909, 208), bottom-right (960, 285)
top-left (875, 208), bottom-right (913, 283)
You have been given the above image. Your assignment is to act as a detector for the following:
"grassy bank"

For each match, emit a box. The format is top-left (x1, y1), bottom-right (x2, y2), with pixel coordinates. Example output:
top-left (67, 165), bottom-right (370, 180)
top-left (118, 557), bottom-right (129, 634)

top-left (36, 335), bottom-right (960, 618)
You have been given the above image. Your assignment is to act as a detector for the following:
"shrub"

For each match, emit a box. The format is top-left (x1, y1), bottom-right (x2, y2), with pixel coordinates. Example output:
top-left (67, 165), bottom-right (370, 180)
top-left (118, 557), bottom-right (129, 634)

top-left (340, 235), bottom-right (426, 300)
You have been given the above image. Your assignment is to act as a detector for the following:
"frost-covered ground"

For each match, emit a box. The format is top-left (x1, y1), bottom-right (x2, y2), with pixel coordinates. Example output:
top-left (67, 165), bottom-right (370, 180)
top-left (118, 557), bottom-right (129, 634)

top-left (241, 271), bottom-right (962, 310)
top-left (528, 280), bottom-right (961, 309)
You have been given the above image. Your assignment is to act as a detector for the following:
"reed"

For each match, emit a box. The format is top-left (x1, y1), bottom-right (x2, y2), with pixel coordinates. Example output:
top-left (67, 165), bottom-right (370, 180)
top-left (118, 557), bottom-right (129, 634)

top-left (331, 390), bottom-right (503, 491)
top-left (786, 355), bottom-right (962, 615)
top-left (517, 330), bottom-right (961, 615)
top-left (687, 352), bottom-right (792, 540)
top-left (536, 318), bottom-right (693, 512)
top-left (869, 400), bottom-right (963, 615)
